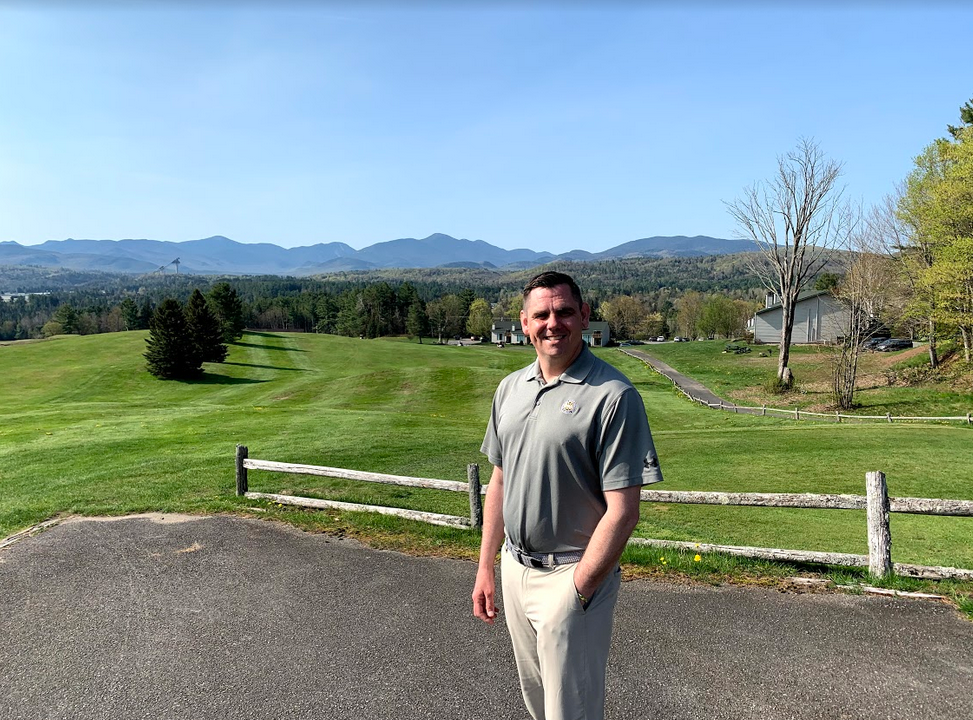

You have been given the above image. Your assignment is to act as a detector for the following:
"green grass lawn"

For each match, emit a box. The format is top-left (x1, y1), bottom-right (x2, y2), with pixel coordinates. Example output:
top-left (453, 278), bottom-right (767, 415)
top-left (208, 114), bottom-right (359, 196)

top-left (2, 331), bottom-right (971, 578)
top-left (0, 332), bottom-right (973, 580)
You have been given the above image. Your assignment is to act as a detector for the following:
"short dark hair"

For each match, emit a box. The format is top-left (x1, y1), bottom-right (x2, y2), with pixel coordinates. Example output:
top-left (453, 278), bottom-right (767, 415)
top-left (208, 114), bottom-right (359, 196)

top-left (522, 271), bottom-right (583, 308)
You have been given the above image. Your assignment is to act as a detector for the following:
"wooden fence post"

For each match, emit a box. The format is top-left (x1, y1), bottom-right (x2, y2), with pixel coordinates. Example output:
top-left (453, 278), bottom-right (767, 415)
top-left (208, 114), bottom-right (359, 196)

top-left (866, 471), bottom-right (892, 578)
top-left (236, 445), bottom-right (249, 496)
top-left (467, 463), bottom-right (482, 529)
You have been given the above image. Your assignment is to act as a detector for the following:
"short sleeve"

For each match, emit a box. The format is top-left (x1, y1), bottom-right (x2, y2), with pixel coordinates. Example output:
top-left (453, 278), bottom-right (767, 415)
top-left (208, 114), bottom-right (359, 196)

top-left (598, 387), bottom-right (663, 490)
top-left (480, 388), bottom-right (503, 468)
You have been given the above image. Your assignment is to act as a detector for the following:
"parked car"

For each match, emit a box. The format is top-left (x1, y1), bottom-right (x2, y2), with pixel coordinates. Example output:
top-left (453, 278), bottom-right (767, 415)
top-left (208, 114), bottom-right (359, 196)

top-left (674, 336), bottom-right (690, 342)
top-left (861, 336), bottom-right (891, 351)
top-left (655, 336), bottom-right (666, 342)
top-left (876, 338), bottom-right (913, 352)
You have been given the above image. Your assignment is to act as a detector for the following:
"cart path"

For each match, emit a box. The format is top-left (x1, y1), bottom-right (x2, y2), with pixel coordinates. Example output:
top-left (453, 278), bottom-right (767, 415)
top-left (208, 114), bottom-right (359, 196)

top-left (622, 347), bottom-right (740, 408)
top-left (2, 514), bottom-right (971, 720)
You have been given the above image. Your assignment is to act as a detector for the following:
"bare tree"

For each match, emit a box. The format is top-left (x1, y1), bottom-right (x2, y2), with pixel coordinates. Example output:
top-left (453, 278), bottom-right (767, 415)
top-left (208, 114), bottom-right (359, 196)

top-left (727, 139), bottom-right (848, 389)
top-left (831, 209), bottom-right (897, 409)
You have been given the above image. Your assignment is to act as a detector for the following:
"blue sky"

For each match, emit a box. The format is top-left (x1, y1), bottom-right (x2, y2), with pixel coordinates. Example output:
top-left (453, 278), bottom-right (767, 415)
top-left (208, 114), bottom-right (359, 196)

top-left (1, 2), bottom-right (971, 254)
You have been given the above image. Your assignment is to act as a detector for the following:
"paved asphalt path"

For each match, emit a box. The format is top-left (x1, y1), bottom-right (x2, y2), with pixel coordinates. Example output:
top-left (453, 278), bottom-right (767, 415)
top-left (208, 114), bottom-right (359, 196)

top-left (621, 348), bottom-right (738, 409)
top-left (2, 514), bottom-right (971, 720)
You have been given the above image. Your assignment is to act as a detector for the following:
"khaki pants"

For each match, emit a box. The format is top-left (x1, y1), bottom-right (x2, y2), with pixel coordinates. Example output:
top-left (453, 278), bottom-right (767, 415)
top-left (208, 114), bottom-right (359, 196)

top-left (500, 547), bottom-right (621, 720)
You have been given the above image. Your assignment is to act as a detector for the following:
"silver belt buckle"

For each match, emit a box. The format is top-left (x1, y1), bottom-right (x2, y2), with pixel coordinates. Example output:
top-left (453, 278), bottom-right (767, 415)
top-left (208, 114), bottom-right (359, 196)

top-left (515, 545), bottom-right (545, 568)
top-left (526, 554), bottom-right (546, 569)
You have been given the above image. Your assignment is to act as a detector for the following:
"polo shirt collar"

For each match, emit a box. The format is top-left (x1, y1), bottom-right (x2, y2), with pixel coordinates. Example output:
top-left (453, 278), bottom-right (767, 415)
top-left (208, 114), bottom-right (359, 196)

top-left (524, 345), bottom-right (594, 385)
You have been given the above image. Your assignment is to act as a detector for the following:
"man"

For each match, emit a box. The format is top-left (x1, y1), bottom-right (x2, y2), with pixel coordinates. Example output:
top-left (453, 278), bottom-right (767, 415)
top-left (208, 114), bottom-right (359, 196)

top-left (472, 271), bottom-right (663, 720)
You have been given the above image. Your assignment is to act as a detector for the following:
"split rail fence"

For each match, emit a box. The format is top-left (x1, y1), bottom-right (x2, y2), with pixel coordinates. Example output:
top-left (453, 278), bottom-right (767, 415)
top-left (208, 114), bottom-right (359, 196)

top-left (685, 395), bottom-right (971, 425)
top-left (235, 446), bottom-right (973, 581)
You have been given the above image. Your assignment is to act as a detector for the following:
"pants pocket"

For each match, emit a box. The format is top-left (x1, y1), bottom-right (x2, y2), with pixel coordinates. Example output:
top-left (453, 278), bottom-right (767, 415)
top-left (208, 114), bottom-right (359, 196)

top-left (566, 566), bottom-right (589, 614)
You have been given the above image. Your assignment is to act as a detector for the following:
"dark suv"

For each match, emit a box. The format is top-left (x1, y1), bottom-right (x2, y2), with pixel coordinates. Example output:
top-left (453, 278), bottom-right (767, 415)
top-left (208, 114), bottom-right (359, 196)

top-left (861, 337), bottom-right (890, 351)
top-left (876, 338), bottom-right (913, 352)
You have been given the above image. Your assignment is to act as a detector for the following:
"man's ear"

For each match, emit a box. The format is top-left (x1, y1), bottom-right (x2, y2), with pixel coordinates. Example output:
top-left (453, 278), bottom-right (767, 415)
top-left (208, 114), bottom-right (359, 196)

top-left (581, 302), bottom-right (590, 329)
top-left (520, 309), bottom-right (530, 341)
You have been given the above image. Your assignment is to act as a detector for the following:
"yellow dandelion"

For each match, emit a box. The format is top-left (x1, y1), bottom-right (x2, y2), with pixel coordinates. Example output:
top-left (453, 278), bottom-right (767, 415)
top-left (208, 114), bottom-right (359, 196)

top-left (694, 554), bottom-right (702, 562)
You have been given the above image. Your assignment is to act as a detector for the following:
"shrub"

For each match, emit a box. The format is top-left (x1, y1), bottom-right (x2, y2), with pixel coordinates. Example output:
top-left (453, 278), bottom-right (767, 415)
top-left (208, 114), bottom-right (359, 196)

top-left (763, 375), bottom-right (791, 395)
top-left (41, 321), bottom-right (65, 338)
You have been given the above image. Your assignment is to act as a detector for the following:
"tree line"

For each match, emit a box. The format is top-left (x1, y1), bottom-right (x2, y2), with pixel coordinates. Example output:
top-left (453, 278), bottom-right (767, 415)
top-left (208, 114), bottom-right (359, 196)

top-left (0, 258), bottom-right (769, 344)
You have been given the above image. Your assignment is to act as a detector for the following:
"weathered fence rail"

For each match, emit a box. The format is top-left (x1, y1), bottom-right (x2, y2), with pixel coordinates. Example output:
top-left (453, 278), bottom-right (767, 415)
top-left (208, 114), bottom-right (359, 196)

top-left (235, 446), bottom-right (973, 581)
top-left (639, 474), bottom-right (973, 580)
top-left (236, 446), bottom-right (484, 529)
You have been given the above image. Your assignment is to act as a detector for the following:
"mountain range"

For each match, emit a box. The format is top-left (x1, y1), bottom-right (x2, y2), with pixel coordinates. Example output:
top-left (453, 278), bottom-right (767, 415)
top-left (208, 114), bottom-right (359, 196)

top-left (0, 233), bottom-right (756, 276)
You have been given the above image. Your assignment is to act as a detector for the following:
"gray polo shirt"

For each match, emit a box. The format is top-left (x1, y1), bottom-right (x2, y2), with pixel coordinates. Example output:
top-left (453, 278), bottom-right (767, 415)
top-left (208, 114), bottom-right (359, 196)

top-left (481, 345), bottom-right (663, 553)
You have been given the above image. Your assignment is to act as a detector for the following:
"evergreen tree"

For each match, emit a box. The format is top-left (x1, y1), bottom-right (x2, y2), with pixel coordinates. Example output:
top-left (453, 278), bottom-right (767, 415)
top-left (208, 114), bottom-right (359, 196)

top-left (947, 97), bottom-right (973, 139)
top-left (313, 293), bottom-right (339, 334)
top-left (138, 299), bottom-right (154, 330)
top-left (208, 282), bottom-right (246, 342)
top-left (396, 282), bottom-right (421, 332)
top-left (406, 298), bottom-right (429, 343)
top-left (119, 298), bottom-right (140, 330)
top-left (185, 289), bottom-right (228, 364)
top-left (144, 299), bottom-right (202, 379)
top-left (52, 304), bottom-right (79, 334)
top-left (458, 288), bottom-right (476, 323)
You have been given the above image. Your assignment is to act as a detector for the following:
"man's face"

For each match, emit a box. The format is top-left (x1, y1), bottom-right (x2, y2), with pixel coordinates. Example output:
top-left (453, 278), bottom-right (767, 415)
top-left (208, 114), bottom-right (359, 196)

top-left (520, 283), bottom-right (590, 366)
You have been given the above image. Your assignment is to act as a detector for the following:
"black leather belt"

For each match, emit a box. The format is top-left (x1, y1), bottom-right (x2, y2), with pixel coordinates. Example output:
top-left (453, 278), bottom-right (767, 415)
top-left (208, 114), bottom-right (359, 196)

top-left (505, 537), bottom-right (584, 568)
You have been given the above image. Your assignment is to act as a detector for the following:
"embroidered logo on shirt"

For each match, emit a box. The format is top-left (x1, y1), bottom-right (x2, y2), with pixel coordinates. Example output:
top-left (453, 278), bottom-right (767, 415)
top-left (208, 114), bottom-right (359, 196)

top-left (560, 400), bottom-right (577, 415)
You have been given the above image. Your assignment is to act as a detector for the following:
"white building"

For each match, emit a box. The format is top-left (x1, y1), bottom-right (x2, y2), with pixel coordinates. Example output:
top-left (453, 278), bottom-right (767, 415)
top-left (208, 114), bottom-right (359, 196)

top-left (753, 290), bottom-right (850, 344)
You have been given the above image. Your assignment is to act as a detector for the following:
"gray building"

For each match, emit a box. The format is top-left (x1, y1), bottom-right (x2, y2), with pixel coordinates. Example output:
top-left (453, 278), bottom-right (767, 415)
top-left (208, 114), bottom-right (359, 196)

top-left (753, 290), bottom-right (850, 344)
top-left (490, 320), bottom-right (611, 348)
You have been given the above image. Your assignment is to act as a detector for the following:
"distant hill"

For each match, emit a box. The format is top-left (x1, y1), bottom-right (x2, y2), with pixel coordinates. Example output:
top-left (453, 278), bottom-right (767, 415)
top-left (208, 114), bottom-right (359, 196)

top-left (593, 235), bottom-right (757, 259)
top-left (2, 233), bottom-right (754, 276)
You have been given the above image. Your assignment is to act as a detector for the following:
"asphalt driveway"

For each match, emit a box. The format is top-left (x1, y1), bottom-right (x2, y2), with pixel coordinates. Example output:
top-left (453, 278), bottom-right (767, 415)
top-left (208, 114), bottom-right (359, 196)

top-left (2, 514), bottom-right (970, 719)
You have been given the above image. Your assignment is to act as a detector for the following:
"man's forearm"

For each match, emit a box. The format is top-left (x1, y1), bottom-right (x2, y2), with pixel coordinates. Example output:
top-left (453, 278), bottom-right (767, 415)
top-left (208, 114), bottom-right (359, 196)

top-left (472, 466), bottom-right (505, 624)
top-left (573, 485), bottom-right (641, 599)
top-left (477, 465), bottom-right (505, 569)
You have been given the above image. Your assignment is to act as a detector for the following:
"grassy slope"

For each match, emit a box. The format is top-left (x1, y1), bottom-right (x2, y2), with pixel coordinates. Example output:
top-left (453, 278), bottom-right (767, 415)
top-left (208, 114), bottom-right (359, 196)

top-left (635, 339), bottom-right (973, 417)
top-left (1, 332), bottom-right (971, 571)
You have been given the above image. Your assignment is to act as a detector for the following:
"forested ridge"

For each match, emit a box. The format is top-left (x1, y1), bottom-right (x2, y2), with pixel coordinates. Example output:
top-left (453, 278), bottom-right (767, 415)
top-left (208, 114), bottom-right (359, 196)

top-left (0, 254), bottom-right (770, 341)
